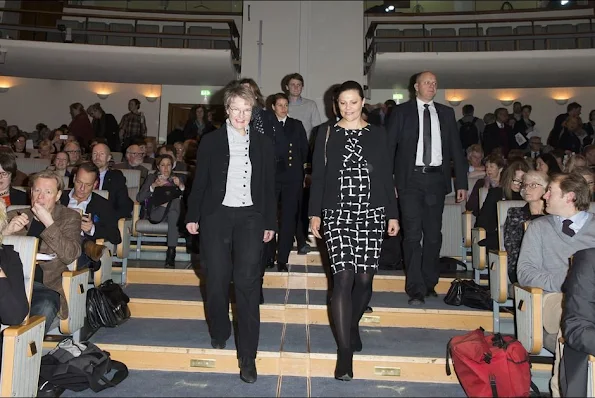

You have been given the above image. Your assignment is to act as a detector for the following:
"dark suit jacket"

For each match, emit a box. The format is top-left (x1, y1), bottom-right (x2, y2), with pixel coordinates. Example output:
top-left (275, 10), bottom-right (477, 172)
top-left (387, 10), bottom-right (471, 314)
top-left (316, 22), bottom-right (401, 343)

top-left (7, 204), bottom-right (82, 319)
top-left (185, 125), bottom-right (276, 230)
top-left (9, 187), bottom-right (28, 206)
top-left (101, 169), bottom-right (133, 219)
top-left (59, 191), bottom-right (121, 245)
top-left (309, 123), bottom-right (398, 219)
top-left (0, 245), bottom-right (29, 326)
top-left (482, 122), bottom-right (514, 157)
top-left (548, 112), bottom-right (568, 147)
top-left (512, 119), bottom-right (535, 151)
top-left (561, 248), bottom-right (595, 397)
top-left (387, 100), bottom-right (468, 194)
top-left (274, 117), bottom-right (309, 183)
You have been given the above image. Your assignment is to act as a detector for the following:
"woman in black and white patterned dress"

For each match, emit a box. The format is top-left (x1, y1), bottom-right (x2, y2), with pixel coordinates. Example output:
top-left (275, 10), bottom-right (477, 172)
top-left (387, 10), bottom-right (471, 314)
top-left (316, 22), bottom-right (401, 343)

top-left (309, 81), bottom-right (399, 381)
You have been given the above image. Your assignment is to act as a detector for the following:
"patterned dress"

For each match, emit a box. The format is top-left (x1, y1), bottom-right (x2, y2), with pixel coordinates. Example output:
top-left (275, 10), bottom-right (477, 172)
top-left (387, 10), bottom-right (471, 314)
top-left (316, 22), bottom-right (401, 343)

top-left (322, 126), bottom-right (386, 275)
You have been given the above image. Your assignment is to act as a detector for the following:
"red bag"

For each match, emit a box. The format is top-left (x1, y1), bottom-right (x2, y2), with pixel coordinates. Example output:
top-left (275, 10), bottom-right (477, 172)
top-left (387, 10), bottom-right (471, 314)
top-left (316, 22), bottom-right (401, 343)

top-left (446, 328), bottom-right (534, 397)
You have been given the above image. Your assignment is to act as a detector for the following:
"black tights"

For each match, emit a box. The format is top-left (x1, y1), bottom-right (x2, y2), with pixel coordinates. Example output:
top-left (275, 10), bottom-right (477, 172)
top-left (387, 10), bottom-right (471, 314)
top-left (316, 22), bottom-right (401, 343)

top-left (331, 270), bottom-right (374, 351)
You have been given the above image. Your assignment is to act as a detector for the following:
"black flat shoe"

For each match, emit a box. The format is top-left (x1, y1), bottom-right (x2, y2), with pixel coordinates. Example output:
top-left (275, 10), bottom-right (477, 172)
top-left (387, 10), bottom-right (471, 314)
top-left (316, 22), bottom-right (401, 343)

top-left (334, 349), bottom-right (353, 381)
top-left (277, 263), bottom-right (288, 272)
top-left (211, 338), bottom-right (226, 349)
top-left (425, 289), bottom-right (438, 298)
top-left (239, 357), bottom-right (257, 383)
top-left (297, 244), bottom-right (311, 255)
top-left (408, 295), bottom-right (425, 306)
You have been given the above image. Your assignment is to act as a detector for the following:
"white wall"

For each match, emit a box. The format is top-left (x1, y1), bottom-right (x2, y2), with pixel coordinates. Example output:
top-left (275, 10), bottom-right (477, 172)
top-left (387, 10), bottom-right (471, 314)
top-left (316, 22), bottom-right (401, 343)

top-left (0, 76), bottom-right (161, 136)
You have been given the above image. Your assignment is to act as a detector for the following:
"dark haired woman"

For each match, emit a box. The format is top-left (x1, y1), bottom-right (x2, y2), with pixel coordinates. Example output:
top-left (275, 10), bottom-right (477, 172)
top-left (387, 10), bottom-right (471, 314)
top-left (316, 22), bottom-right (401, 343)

top-left (309, 80), bottom-right (399, 381)
top-left (183, 104), bottom-right (215, 140)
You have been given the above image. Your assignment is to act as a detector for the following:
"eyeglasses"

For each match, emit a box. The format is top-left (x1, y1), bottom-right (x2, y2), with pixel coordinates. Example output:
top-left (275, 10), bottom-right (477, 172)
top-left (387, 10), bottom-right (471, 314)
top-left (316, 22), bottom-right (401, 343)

top-left (0, 171), bottom-right (11, 179)
top-left (512, 179), bottom-right (523, 185)
top-left (521, 182), bottom-right (543, 190)
top-left (228, 108), bottom-right (252, 116)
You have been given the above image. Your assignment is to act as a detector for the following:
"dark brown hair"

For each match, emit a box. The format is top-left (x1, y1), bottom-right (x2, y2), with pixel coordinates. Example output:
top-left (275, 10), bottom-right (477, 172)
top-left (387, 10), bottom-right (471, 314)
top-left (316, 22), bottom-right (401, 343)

top-left (551, 172), bottom-right (591, 211)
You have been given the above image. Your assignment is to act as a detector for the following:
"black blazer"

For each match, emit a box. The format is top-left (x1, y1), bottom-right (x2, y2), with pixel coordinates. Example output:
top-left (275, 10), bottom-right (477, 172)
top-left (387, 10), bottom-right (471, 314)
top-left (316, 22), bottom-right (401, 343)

top-left (185, 126), bottom-right (276, 230)
top-left (9, 187), bottom-right (28, 206)
top-left (309, 123), bottom-right (398, 219)
top-left (59, 191), bottom-right (122, 245)
top-left (93, 113), bottom-right (120, 152)
top-left (101, 169), bottom-right (133, 219)
top-left (512, 119), bottom-right (535, 151)
top-left (273, 117), bottom-right (309, 183)
top-left (0, 245), bottom-right (29, 326)
top-left (482, 122), bottom-right (514, 157)
top-left (387, 100), bottom-right (468, 194)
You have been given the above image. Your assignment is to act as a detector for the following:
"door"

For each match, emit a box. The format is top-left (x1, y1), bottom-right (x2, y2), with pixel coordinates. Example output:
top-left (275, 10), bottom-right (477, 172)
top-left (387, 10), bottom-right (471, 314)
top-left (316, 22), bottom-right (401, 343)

top-left (167, 103), bottom-right (226, 135)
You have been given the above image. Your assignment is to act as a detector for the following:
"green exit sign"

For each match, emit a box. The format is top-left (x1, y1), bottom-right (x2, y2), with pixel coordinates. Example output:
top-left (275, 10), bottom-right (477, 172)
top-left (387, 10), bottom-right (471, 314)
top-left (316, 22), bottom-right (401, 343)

top-left (201, 90), bottom-right (211, 96)
top-left (393, 93), bottom-right (403, 100)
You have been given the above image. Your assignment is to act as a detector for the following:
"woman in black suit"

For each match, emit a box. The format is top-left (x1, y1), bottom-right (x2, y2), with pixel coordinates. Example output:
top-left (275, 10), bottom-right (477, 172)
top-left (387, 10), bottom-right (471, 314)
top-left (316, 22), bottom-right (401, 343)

top-left (309, 81), bottom-right (399, 381)
top-left (185, 82), bottom-right (275, 384)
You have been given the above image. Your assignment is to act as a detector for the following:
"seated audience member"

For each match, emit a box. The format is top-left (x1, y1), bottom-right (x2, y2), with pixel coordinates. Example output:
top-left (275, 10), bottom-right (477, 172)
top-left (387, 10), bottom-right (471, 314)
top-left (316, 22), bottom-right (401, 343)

top-left (483, 108), bottom-right (513, 157)
top-left (64, 140), bottom-right (83, 167)
top-left (560, 248), bottom-right (595, 397)
top-left (36, 140), bottom-right (53, 160)
top-left (137, 154), bottom-right (185, 268)
top-left (467, 153), bottom-right (504, 217)
top-left (466, 144), bottom-right (486, 178)
top-left (144, 137), bottom-right (157, 163)
top-left (183, 139), bottom-right (198, 168)
top-left (0, 149), bottom-right (28, 187)
top-left (559, 116), bottom-right (591, 154)
top-left (503, 170), bottom-right (547, 284)
top-left (60, 162), bottom-right (121, 269)
top-left (573, 166), bottom-right (595, 200)
top-left (49, 129), bottom-right (68, 154)
top-left (584, 144), bottom-right (595, 168)
top-left (536, 153), bottom-right (562, 177)
top-left (0, 153), bottom-right (28, 206)
top-left (12, 133), bottom-right (30, 158)
top-left (5, 170), bottom-right (82, 333)
top-left (526, 136), bottom-right (543, 161)
top-left (36, 123), bottom-right (51, 145)
top-left (157, 145), bottom-right (187, 172)
top-left (6, 126), bottom-right (19, 141)
top-left (47, 152), bottom-right (71, 179)
top-left (173, 141), bottom-right (186, 164)
top-left (476, 159), bottom-right (530, 250)
top-left (565, 154), bottom-right (587, 173)
top-left (114, 144), bottom-right (149, 186)
top-left (91, 144), bottom-right (133, 219)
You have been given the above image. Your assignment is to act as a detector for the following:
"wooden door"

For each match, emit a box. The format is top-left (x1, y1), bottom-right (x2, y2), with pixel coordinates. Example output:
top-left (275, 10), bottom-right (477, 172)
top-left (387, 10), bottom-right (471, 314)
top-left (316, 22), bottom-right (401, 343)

top-left (19, 0), bottom-right (64, 41)
top-left (167, 104), bottom-right (226, 134)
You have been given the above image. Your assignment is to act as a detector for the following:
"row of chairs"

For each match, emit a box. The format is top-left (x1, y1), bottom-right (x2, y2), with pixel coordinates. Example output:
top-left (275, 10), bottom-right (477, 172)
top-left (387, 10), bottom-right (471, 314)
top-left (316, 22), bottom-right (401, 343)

top-left (375, 23), bottom-right (594, 52)
top-left (50, 19), bottom-right (232, 49)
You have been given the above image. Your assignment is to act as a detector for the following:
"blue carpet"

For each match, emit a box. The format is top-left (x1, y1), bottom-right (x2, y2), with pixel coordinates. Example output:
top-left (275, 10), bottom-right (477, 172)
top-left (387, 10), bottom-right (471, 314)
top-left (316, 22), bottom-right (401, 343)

top-left (310, 377), bottom-right (465, 397)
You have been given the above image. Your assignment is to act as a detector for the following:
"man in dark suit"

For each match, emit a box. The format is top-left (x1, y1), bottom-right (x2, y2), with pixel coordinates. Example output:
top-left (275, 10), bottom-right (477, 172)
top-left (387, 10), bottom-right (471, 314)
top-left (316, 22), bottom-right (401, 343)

top-left (267, 93), bottom-right (309, 272)
top-left (91, 143), bottom-right (133, 219)
top-left (387, 71), bottom-right (468, 305)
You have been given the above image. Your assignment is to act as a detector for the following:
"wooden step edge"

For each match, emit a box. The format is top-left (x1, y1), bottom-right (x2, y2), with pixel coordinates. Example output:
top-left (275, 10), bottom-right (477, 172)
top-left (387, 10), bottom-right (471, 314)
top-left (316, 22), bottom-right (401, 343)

top-left (127, 299), bottom-right (510, 331)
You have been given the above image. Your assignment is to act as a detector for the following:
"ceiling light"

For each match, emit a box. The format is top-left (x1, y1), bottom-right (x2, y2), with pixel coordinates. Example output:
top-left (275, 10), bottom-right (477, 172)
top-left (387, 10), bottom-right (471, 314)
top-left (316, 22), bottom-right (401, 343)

top-left (0, 87), bottom-right (9, 93)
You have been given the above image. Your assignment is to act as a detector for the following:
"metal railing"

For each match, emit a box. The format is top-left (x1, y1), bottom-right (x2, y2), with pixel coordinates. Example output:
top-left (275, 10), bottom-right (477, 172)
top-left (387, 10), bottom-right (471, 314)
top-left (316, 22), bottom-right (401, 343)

top-left (364, 14), bottom-right (595, 74)
top-left (0, 8), bottom-right (241, 70)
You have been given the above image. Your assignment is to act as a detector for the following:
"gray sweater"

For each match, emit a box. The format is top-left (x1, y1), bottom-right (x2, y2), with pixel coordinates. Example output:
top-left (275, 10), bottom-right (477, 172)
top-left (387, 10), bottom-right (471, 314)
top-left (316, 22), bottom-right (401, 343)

top-left (288, 98), bottom-right (321, 140)
top-left (517, 213), bottom-right (595, 293)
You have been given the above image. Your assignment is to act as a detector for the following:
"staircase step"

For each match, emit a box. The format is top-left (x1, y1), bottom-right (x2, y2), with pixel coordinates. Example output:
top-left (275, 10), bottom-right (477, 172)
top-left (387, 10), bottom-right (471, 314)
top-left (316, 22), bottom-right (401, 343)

top-left (125, 268), bottom-right (457, 293)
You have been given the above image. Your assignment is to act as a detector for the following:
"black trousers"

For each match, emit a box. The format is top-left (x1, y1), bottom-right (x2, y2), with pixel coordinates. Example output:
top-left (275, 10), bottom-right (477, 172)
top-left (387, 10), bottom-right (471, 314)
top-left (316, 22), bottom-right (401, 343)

top-left (274, 180), bottom-right (302, 264)
top-left (200, 205), bottom-right (264, 359)
top-left (295, 186), bottom-right (310, 248)
top-left (398, 171), bottom-right (446, 298)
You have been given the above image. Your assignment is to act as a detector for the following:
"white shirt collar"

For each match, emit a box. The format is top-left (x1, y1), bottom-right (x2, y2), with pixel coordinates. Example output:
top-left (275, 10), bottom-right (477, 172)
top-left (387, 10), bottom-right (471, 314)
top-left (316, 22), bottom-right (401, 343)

top-left (558, 211), bottom-right (590, 233)
top-left (416, 98), bottom-right (434, 108)
top-left (68, 189), bottom-right (92, 207)
top-left (278, 116), bottom-right (288, 123)
top-left (496, 121), bottom-right (505, 128)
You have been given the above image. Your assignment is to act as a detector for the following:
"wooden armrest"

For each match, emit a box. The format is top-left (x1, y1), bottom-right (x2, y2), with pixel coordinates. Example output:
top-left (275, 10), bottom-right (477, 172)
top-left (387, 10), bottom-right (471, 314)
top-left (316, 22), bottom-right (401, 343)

top-left (514, 284), bottom-right (544, 295)
top-left (489, 249), bottom-right (506, 256)
top-left (472, 227), bottom-right (486, 233)
top-left (463, 210), bottom-right (472, 215)
top-left (95, 238), bottom-right (105, 245)
top-left (132, 202), bottom-right (141, 236)
top-left (63, 269), bottom-right (90, 278)
top-left (2, 315), bottom-right (45, 337)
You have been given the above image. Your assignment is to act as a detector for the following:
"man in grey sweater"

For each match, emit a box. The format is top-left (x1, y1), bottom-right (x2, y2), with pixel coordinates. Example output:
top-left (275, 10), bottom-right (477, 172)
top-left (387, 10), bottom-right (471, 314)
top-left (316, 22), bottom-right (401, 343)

top-left (285, 73), bottom-right (322, 141)
top-left (517, 172), bottom-right (594, 398)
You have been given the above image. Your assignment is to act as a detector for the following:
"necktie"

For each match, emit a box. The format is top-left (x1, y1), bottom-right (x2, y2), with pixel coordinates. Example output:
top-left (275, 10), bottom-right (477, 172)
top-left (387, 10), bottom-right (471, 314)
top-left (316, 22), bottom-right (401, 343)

top-left (562, 219), bottom-right (575, 237)
top-left (423, 104), bottom-right (432, 166)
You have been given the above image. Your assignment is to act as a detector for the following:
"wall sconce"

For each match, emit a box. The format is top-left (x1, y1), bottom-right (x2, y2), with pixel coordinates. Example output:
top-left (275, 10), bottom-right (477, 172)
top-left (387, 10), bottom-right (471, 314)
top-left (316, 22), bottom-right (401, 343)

top-left (554, 98), bottom-right (569, 105)
top-left (96, 93), bottom-right (109, 100)
top-left (448, 100), bottom-right (462, 107)
top-left (145, 96), bottom-right (159, 103)
top-left (500, 99), bottom-right (514, 106)
top-left (0, 87), bottom-right (10, 93)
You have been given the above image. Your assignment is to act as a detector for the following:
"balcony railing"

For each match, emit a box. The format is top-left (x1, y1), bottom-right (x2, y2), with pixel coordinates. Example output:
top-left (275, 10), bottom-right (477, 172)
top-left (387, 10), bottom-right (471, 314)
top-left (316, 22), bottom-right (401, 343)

top-left (0, 8), bottom-right (241, 70)
top-left (364, 13), bottom-right (595, 74)
top-left (67, 0), bottom-right (243, 14)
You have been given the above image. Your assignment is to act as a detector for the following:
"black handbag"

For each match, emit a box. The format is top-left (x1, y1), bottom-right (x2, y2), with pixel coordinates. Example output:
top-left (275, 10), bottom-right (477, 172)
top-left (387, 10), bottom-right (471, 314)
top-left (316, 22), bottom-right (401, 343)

top-left (146, 185), bottom-right (182, 224)
top-left (86, 280), bottom-right (131, 330)
top-left (444, 279), bottom-right (492, 311)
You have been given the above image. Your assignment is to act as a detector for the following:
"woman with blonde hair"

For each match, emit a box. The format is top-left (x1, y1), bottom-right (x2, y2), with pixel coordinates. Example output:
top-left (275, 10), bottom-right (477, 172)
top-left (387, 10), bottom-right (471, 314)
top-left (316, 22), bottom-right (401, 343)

top-left (565, 154), bottom-right (588, 173)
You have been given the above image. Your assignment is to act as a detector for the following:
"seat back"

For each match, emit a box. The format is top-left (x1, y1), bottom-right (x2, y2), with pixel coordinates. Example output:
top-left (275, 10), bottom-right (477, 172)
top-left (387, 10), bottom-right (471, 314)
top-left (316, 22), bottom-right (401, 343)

top-left (93, 189), bottom-right (109, 200)
top-left (2, 236), bottom-right (38, 311)
top-left (590, 202), bottom-right (595, 213)
top-left (589, 356), bottom-right (595, 397)
top-left (514, 285), bottom-right (544, 355)
top-left (497, 200), bottom-right (526, 252)
top-left (16, 158), bottom-right (51, 175)
top-left (141, 162), bottom-right (154, 171)
top-left (7, 204), bottom-right (30, 212)
top-left (471, 227), bottom-right (486, 271)
top-left (111, 152), bottom-right (123, 163)
top-left (119, 169), bottom-right (141, 202)
top-left (479, 187), bottom-right (489, 209)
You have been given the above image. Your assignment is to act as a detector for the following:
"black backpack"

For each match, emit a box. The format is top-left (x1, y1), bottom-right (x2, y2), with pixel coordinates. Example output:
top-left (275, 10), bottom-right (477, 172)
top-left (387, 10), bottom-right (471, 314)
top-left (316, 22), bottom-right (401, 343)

top-left (39, 338), bottom-right (128, 395)
top-left (459, 117), bottom-right (479, 150)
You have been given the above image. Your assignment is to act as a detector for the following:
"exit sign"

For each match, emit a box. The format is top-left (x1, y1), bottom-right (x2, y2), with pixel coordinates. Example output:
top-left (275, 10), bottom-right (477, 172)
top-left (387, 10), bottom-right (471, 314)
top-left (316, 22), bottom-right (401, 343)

top-left (201, 90), bottom-right (211, 96)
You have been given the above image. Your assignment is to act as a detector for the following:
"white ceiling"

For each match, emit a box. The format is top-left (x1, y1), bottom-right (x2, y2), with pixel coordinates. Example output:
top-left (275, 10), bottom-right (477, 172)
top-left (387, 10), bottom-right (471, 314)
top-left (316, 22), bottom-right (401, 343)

top-left (0, 39), bottom-right (237, 85)
top-left (369, 49), bottom-right (595, 89)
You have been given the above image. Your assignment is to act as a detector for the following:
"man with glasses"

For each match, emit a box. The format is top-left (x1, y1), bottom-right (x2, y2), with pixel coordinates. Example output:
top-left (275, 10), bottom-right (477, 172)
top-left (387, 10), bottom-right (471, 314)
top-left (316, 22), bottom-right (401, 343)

top-left (114, 144), bottom-right (149, 186)
top-left (517, 172), bottom-right (595, 397)
top-left (63, 141), bottom-right (83, 167)
top-left (60, 162), bottom-right (121, 269)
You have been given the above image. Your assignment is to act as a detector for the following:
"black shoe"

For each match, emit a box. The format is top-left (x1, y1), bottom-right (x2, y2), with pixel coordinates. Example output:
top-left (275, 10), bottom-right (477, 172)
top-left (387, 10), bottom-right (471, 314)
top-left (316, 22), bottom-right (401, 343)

top-left (239, 357), bottom-right (257, 383)
top-left (351, 325), bottom-right (362, 352)
top-left (297, 244), bottom-right (311, 255)
top-left (364, 306), bottom-right (373, 313)
top-left (265, 259), bottom-right (275, 269)
top-left (277, 263), bottom-right (288, 272)
top-left (211, 338), bottom-right (226, 349)
top-left (408, 295), bottom-right (425, 306)
top-left (334, 349), bottom-right (353, 381)
top-left (165, 247), bottom-right (176, 269)
top-left (425, 289), bottom-right (438, 298)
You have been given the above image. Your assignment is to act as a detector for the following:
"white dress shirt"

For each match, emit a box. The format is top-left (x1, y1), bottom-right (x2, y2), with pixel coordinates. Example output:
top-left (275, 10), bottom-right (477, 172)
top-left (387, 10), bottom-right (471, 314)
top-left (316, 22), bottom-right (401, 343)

top-left (222, 120), bottom-right (253, 207)
top-left (68, 190), bottom-right (95, 236)
top-left (98, 169), bottom-right (108, 190)
top-left (415, 98), bottom-right (442, 166)
top-left (557, 211), bottom-right (590, 234)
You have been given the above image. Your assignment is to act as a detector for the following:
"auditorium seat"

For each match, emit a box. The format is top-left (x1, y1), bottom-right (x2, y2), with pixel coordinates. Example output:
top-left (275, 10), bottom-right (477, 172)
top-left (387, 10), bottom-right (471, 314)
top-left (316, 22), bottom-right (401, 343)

top-left (16, 158), bottom-right (50, 175)
top-left (459, 27), bottom-right (484, 51)
top-left (0, 236), bottom-right (45, 398)
top-left (402, 28), bottom-right (428, 52)
top-left (430, 28), bottom-right (457, 52)
top-left (576, 22), bottom-right (593, 49)
top-left (111, 151), bottom-right (123, 163)
top-left (161, 25), bottom-right (185, 48)
top-left (514, 25), bottom-right (546, 50)
top-left (119, 168), bottom-right (142, 202)
top-left (375, 29), bottom-right (401, 53)
top-left (212, 28), bottom-right (231, 49)
top-left (486, 26), bottom-right (514, 51)
top-left (470, 187), bottom-right (489, 284)
top-left (86, 21), bottom-right (108, 45)
top-left (514, 285), bottom-right (556, 356)
top-left (546, 24), bottom-right (576, 50)
top-left (188, 26), bottom-right (213, 49)
top-left (135, 24), bottom-right (160, 47)
top-left (107, 23), bottom-right (133, 46)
